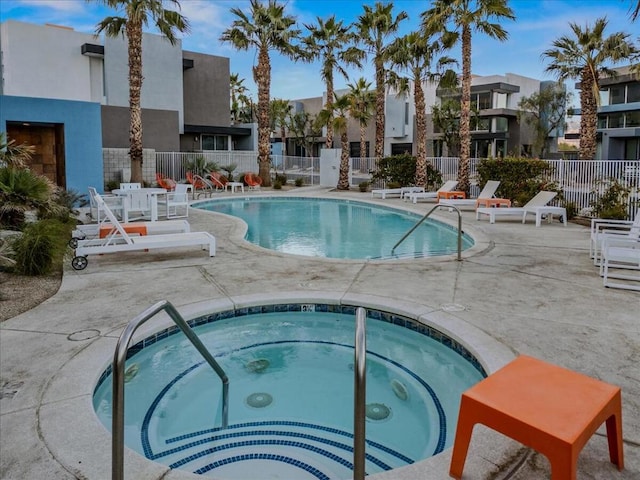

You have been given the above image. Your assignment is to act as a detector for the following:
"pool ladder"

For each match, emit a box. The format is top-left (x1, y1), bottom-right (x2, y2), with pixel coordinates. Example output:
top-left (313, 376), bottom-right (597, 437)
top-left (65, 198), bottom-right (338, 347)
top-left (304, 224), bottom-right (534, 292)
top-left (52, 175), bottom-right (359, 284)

top-left (111, 302), bottom-right (368, 480)
top-left (111, 300), bottom-right (229, 480)
top-left (391, 203), bottom-right (463, 260)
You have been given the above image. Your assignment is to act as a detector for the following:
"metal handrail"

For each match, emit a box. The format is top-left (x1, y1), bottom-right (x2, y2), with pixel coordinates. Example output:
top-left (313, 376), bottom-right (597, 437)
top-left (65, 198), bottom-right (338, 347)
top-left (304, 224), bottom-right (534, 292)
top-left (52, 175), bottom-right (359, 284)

top-left (391, 203), bottom-right (464, 261)
top-left (112, 300), bottom-right (229, 480)
top-left (353, 307), bottom-right (367, 480)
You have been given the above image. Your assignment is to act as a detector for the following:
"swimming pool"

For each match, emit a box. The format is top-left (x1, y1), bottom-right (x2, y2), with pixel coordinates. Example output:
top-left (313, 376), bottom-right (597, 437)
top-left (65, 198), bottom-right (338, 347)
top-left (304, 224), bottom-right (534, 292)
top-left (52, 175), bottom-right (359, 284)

top-left (93, 303), bottom-right (485, 479)
top-left (195, 197), bottom-right (474, 259)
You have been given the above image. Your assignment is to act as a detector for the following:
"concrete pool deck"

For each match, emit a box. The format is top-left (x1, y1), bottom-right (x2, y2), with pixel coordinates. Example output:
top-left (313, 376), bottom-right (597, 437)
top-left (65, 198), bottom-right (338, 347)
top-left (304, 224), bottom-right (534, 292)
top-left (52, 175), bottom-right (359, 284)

top-left (1, 186), bottom-right (638, 480)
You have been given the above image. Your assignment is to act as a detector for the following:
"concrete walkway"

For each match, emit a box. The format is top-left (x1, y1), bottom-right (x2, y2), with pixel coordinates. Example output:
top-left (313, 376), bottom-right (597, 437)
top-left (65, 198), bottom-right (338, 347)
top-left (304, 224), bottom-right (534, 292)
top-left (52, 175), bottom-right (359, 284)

top-left (1, 187), bottom-right (638, 480)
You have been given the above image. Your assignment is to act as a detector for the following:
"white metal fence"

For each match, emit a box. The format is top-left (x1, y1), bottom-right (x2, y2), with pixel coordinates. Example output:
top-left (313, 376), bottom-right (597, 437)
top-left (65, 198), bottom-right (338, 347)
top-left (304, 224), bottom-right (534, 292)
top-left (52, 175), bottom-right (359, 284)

top-left (155, 152), bottom-right (639, 219)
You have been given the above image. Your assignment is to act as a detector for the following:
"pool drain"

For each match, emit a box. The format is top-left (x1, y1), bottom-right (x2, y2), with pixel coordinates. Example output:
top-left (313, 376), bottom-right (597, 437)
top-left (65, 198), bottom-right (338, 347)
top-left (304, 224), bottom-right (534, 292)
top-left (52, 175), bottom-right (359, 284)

top-left (366, 403), bottom-right (391, 421)
top-left (246, 392), bottom-right (273, 408)
top-left (245, 358), bottom-right (270, 373)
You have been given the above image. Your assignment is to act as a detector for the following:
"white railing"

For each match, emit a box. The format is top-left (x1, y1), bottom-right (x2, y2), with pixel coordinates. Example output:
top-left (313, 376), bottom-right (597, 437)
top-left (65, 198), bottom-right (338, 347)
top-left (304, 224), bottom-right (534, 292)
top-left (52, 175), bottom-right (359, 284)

top-left (155, 151), bottom-right (639, 219)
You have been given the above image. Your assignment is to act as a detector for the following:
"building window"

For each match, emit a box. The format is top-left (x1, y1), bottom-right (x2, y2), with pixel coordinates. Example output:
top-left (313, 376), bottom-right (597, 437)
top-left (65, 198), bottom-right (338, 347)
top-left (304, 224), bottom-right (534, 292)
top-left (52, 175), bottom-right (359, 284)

top-left (391, 143), bottom-right (412, 155)
top-left (350, 141), bottom-right (369, 158)
top-left (495, 139), bottom-right (507, 158)
top-left (609, 85), bottom-right (625, 105)
top-left (626, 111), bottom-right (640, 128)
top-left (431, 139), bottom-right (444, 156)
top-left (494, 117), bottom-right (508, 132)
top-left (405, 103), bottom-right (409, 125)
top-left (608, 112), bottom-right (624, 128)
top-left (202, 134), bottom-right (229, 151)
top-left (494, 92), bottom-right (508, 108)
top-left (627, 83), bottom-right (640, 103)
top-left (473, 118), bottom-right (490, 132)
top-left (477, 92), bottom-right (491, 110)
top-left (598, 115), bottom-right (608, 129)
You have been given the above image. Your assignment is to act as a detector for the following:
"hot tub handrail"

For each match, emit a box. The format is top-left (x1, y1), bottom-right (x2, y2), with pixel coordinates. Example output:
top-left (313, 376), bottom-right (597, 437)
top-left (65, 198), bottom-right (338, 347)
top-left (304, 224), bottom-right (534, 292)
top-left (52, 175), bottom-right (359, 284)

top-left (112, 300), bottom-right (229, 480)
top-left (353, 307), bottom-right (367, 480)
top-left (391, 203), bottom-right (463, 261)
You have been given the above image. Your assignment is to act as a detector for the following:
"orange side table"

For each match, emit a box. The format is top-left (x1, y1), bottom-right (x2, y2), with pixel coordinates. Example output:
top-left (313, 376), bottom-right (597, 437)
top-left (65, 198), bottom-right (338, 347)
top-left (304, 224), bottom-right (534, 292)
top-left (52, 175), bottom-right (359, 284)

top-left (99, 223), bottom-right (147, 238)
top-left (450, 355), bottom-right (624, 480)
top-left (438, 191), bottom-right (466, 200)
top-left (475, 198), bottom-right (511, 208)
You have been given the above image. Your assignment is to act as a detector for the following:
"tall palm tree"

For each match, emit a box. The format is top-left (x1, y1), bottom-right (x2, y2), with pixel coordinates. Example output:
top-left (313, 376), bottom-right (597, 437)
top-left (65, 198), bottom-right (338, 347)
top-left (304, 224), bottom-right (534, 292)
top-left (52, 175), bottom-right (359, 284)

top-left (94, 0), bottom-right (189, 183)
top-left (355, 2), bottom-right (408, 161)
top-left (631, 0), bottom-right (640, 20)
top-left (303, 15), bottom-right (364, 149)
top-left (387, 32), bottom-right (456, 187)
top-left (221, 0), bottom-right (300, 187)
top-left (316, 94), bottom-right (352, 190)
top-left (270, 99), bottom-right (292, 156)
top-left (422, 0), bottom-right (514, 195)
top-left (347, 77), bottom-right (376, 159)
top-left (543, 18), bottom-right (639, 160)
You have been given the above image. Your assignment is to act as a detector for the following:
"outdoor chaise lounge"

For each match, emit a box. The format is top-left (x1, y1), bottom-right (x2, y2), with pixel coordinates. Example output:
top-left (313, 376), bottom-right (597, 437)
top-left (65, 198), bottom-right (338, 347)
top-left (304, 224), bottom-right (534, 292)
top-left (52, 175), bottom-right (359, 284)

top-left (405, 180), bottom-right (459, 204)
top-left (437, 180), bottom-right (501, 209)
top-left (476, 191), bottom-right (563, 226)
top-left (71, 194), bottom-right (215, 270)
top-left (371, 186), bottom-right (424, 199)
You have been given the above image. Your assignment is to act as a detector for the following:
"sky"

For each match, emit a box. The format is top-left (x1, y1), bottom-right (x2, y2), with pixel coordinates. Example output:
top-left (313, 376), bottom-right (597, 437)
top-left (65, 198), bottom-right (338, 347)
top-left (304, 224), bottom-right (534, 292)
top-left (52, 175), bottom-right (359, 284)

top-left (0, 0), bottom-right (638, 103)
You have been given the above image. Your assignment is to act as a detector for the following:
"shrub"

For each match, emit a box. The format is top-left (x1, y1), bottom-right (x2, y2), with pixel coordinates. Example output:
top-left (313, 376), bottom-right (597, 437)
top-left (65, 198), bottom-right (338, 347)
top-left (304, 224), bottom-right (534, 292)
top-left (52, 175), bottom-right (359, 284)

top-left (358, 181), bottom-right (370, 192)
top-left (295, 178), bottom-right (304, 187)
top-left (0, 166), bottom-right (55, 229)
top-left (371, 153), bottom-right (442, 189)
top-left (11, 219), bottom-right (73, 275)
top-left (274, 173), bottom-right (288, 185)
top-left (477, 157), bottom-right (561, 206)
top-left (590, 178), bottom-right (631, 220)
top-left (273, 180), bottom-right (283, 190)
top-left (184, 155), bottom-right (219, 176)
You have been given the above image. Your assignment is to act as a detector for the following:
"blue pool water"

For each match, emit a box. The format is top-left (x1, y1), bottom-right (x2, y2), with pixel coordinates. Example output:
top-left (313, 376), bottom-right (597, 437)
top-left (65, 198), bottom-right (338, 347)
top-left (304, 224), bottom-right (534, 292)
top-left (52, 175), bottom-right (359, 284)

top-left (195, 197), bottom-right (473, 259)
top-left (93, 304), bottom-right (485, 479)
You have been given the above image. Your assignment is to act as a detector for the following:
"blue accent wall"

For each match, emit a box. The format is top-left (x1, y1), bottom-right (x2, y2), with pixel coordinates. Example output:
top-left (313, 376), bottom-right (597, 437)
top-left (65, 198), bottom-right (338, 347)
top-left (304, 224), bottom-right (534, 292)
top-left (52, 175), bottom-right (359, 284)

top-left (0, 95), bottom-right (103, 194)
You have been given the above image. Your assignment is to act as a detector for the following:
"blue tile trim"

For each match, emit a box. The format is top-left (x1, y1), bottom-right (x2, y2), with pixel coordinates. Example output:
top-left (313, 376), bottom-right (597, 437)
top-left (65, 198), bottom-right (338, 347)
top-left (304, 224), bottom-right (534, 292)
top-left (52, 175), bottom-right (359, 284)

top-left (194, 453), bottom-right (331, 480)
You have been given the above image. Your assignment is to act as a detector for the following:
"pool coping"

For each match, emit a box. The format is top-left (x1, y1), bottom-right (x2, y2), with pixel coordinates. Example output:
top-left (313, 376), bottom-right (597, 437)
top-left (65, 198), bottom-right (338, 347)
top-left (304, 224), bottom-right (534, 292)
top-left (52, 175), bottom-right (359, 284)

top-left (41, 292), bottom-right (515, 480)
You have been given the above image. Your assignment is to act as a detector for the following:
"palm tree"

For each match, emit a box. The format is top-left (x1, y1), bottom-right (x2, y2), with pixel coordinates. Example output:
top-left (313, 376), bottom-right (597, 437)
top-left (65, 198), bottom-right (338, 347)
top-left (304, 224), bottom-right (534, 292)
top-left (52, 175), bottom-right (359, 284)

top-left (230, 73), bottom-right (249, 125)
top-left (543, 17), bottom-right (639, 160)
top-left (303, 16), bottom-right (364, 149)
top-left (355, 2), bottom-right (408, 161)
top-left (221, 0), bottom-right (300, 187)
top-left (316, 94), bottom-right (352, 190)
top-left (387, 32), bottom-right (456, 187)
top-left (94, 0), bottom-right (189, 184)
top-left (630, 0), bottom-right (640, 20)
top-left (270, 99), bottom-right (292, 156)
top-left (347, 77), bottom-right (376, 160)
top-left (422, 0), bottom-right (514, 195)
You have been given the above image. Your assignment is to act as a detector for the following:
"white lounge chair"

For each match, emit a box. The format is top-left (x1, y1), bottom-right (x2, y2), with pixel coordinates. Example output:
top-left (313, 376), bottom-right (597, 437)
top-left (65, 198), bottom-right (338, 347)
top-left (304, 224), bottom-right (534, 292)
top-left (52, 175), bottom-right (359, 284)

top-left (590, 210), bottom-right (640, 265)
top-left (371, 186), bottom-right (424, 200)
top-left (405, 180), bottom-right (459, 204)
top-left (600, 236), bottom-right (640, 291)
top-left (71, 217), bottom-right (191, 247)
top-left (71, 194), bottom-right (215, 270)
top-left (88, 186), bottom-right (124, 222)
top-left (437, 180), bottom-right (501, 209)
top-left (476, 191), bottom-right (562, 226)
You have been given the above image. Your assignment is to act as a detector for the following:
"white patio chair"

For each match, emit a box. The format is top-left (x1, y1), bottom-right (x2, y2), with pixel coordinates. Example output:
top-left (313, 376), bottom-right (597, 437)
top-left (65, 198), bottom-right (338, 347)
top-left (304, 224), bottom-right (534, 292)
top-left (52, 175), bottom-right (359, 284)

top-left (371, 186), bottom-right (424, 200)
top-left (599, 236), bottom-right (640, 291)
top-left (71, 194), bottom-right (215, 270)
top-left (590, 210), bottom-right (640, 265)
top-left (476, 191), bottom-right (562, 226)
top-left (88, 187), bottom-right (124, 222)
top-left (437, 180), bottom-right (501, 209)
top-left (163, 183), bottom-right (190, 218)
top-left (122, 189), bottom-right (153, 222)
top-left (405, 180), bottom-right (459, 204)
top-left (119, 182), bottom-right (141, 190)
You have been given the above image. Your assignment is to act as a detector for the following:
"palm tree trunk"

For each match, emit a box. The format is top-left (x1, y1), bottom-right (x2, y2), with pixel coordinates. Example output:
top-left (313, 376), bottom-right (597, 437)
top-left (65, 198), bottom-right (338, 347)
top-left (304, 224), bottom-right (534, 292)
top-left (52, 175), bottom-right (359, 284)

top-left (458, 25), bottom-right (472, 196)
top-left (338, 131), bottom-right (350, 190)
top-left (374, 56), bottom-right (385, 160)
top-left (326, 74), bottom-right (334, 149)
top-left (126, 21), bottom-right (144, 183)
top-left (579, 67), bottom-right (598, 160)
top-left (414, 79), bottom-right (427, 187)
top-left (360, 124), bottom-right (366, 161)
top-left (255, 46), bottom-right (272, 187)
top-left (280, 125), bottom-right (287, 156)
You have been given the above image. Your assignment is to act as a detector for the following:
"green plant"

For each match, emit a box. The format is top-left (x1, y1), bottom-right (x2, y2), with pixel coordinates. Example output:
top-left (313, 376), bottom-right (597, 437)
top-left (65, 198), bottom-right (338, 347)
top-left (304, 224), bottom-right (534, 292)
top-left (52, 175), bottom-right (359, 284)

top-left (477, 157), bottom-right (561, 206)
top-left (371, 153), bottom-right (442, 189)
top-left (295, 178), bottom-right (304, 187)
top-left (184, 155), bottom-right (219, 176)
top-left (221, 163), bottom-right (238, 182)
top-left (590, 178), bottom-right (631, 219)
top-left (11, 219), bottom-right (72, 275)
top-left (0, 166), bottom-right (55, 229)
top-left (105, 180), bottom-right (119, 192)
top-left (562, 200), bottom-right (578, 220)
top-left (273, 180), bottom-right (283, 190)
top-left (274, 173), bottom-right (288, 185)
top-left (0, 132), bottom-right (35, 168)
top-left (358, 180), bottom-right (370, 192)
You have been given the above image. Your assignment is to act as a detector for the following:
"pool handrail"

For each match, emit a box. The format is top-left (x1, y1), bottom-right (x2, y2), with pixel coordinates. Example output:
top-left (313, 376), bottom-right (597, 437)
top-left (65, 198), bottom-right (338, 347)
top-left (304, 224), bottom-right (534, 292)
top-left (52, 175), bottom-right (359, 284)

top-left (353, 307), bottom-right (367, 480)
top-left (112, 300), bottom-right (229, 480)
top-left (391, 203), bottom-right (463, 260)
